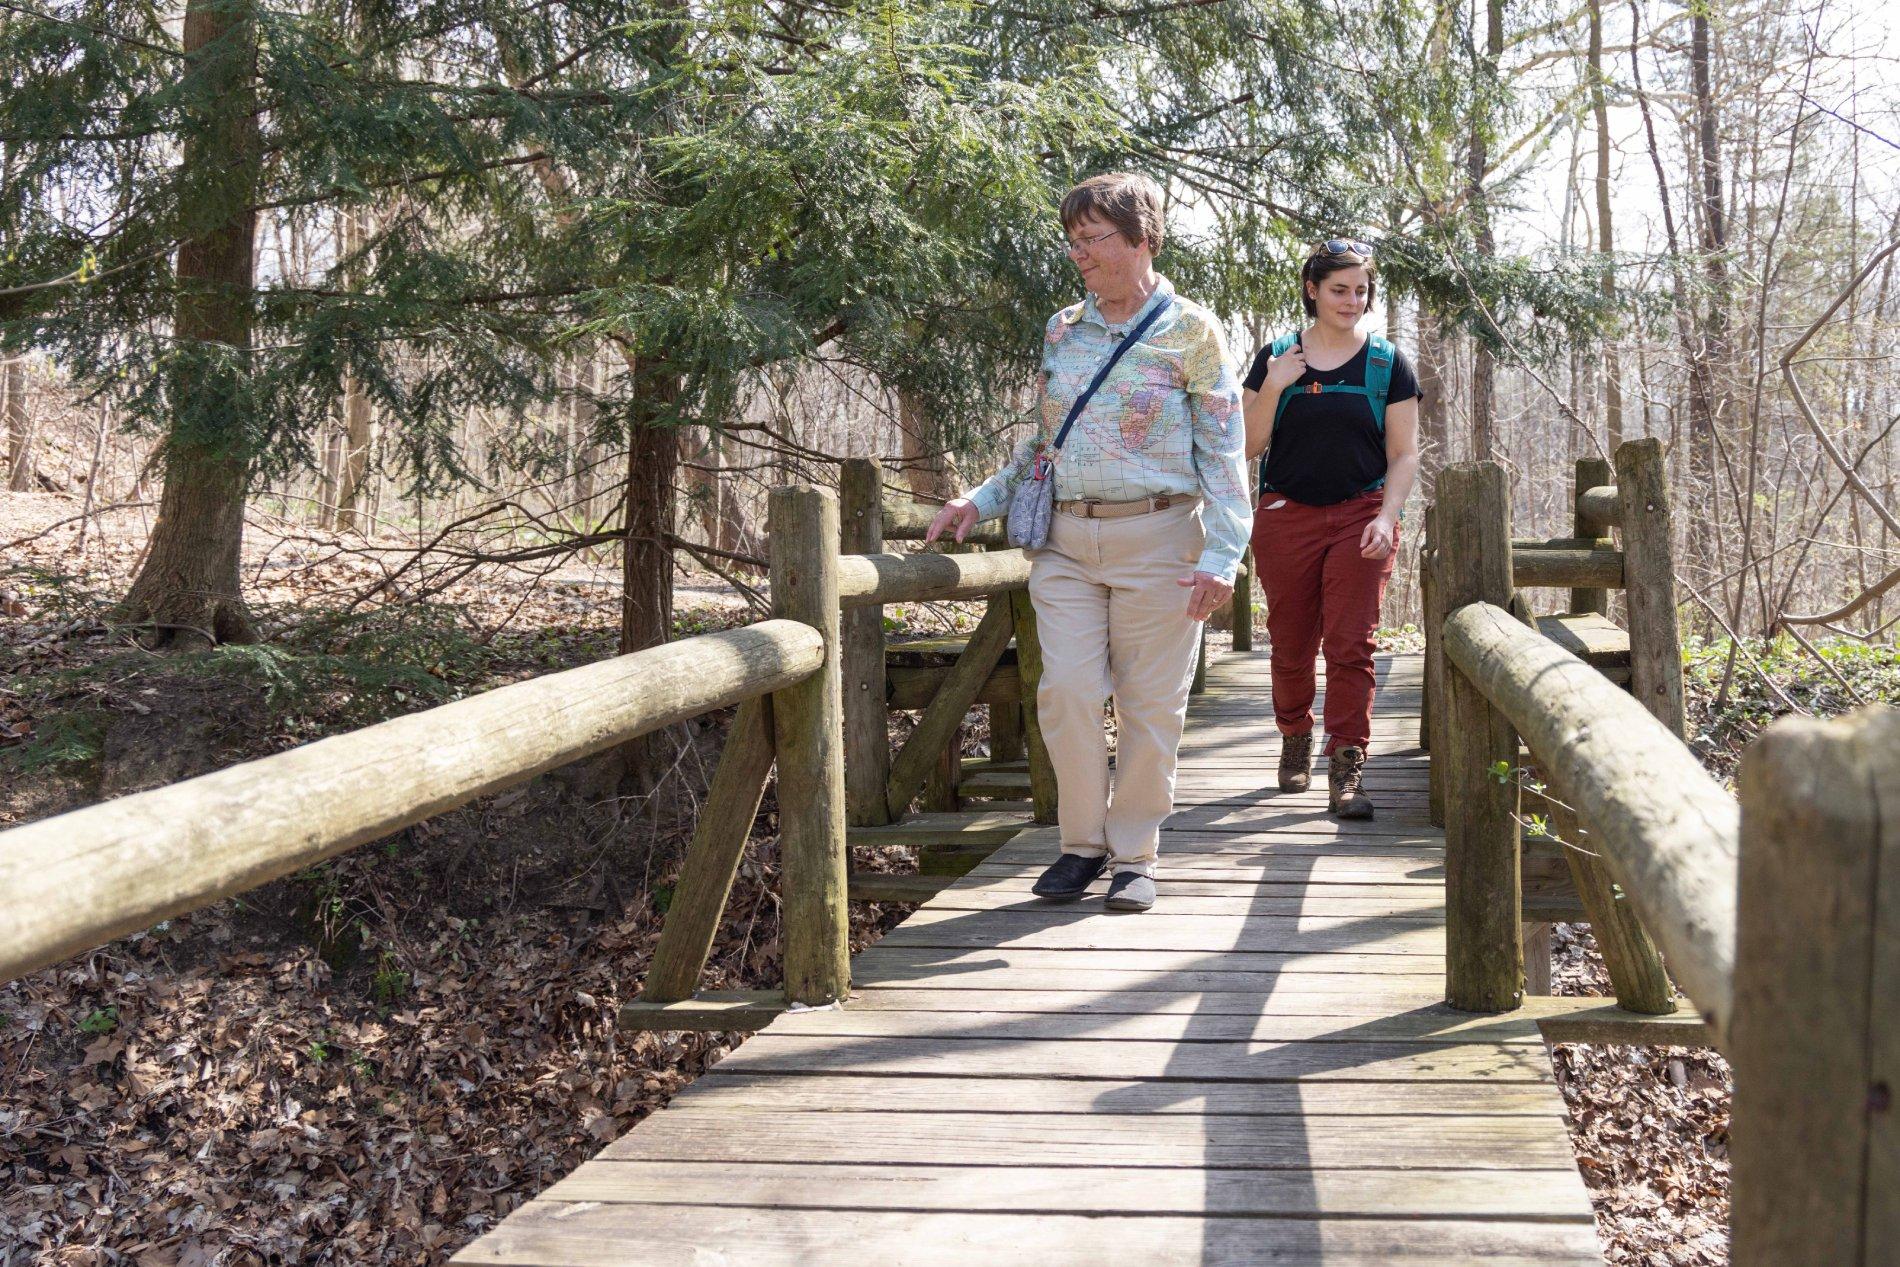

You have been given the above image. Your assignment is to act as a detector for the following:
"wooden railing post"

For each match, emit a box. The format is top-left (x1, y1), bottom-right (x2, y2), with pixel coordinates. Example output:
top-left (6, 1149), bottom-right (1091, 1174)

top-left (1615, 438), bottom-right (1685, 738)
top-left (768, 486), bottom-right (851, 1006)
top-left (838, 459), bottom-right (891, 828)
top-left (1008, 589), bottom-right (1058, 824)
top-left (1190, 620), bottom-right (1209, 694)
top-left (1570, 456), bottom-right (1613, 617)
top-left (1231, 546), bottom-right (1255, 653)
top-left (1436, 462), bottom-right (1523, 1012)
top-left (1422, 503), bottom-right (1445, 827)
top-left (1731, 708), bottom-right (1900, 1265)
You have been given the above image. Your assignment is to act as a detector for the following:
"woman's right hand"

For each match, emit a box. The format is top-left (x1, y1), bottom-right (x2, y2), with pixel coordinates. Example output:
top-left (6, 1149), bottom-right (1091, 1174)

top-left (1261, 343), bottom-right (1307, 395)
top-left (925, 498), bottom-right (979, 544)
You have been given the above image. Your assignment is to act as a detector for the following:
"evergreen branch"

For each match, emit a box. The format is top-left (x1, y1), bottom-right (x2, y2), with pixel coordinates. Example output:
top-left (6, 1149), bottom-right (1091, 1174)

top-left (250, 151), bottom-right (553, 214)
top-left (0, 0), bottom-right (181, 57)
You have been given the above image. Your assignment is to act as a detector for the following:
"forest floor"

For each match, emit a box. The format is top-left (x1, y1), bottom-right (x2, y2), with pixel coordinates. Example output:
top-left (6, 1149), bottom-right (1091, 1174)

top-left (3, 491), bottom-right (1894, 1266)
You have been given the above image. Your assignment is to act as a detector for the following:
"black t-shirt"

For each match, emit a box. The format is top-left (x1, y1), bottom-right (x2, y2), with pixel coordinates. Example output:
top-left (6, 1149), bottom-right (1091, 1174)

top-left (1242, 336), bottom-right (1421, 507)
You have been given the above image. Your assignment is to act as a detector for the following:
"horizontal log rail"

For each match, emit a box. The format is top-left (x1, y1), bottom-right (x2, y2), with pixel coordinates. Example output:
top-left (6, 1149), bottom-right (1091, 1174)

top-left (837, 549), bottom-right (1031, 608)
top-left (1510, 544), bottom-right (1624, 589)
top-left (881, 497), bottom-right (1008, 548)
top-left (1442, 600), bottom-right (1738, 1045)
top-left (0, 620), bottom-right (825, 987)
top-left (1576, 484), bottom-right (1620, 533)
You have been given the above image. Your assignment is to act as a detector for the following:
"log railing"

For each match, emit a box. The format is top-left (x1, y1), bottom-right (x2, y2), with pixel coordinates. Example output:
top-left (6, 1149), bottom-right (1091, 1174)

top-left (0, 479), bottom-right (1040, 1034)
top-left (1430, 455), bottom-right (1899, 1265)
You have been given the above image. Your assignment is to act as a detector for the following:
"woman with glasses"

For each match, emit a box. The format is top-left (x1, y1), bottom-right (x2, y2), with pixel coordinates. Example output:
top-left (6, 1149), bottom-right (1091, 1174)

top-left (925, 172), bottom-right (1251, 914)
top-left (1241, 239), bottom-right (1421, 819)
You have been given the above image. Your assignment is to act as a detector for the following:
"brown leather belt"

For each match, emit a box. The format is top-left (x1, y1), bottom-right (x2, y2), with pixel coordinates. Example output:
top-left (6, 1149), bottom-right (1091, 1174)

top-left (1054, 493), bottom-right (1198, 520)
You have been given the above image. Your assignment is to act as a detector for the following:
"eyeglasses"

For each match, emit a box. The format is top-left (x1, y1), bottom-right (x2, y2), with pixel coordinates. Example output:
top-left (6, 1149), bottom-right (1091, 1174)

top-left (1315, 237), bottom-right (1375, 258)
top-left (1063, 228), bottom-right (1122, 255)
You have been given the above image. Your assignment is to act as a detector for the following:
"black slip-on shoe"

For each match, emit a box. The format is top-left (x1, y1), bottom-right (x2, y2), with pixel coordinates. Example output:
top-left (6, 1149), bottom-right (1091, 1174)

top-left (1032, 853), bottom-right (1109, 902)
top-left (1104, 871), bottom-right (1156, 913)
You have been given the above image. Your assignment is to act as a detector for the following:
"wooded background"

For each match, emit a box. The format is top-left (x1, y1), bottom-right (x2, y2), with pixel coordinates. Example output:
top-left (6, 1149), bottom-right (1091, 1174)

top-left (4, 0), bottom-right (1895, 672)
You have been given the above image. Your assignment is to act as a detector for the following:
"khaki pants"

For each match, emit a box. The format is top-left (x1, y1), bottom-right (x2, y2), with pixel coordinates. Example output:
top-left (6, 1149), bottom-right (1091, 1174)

top-left (1028, 500), bottom-right (1204, 877)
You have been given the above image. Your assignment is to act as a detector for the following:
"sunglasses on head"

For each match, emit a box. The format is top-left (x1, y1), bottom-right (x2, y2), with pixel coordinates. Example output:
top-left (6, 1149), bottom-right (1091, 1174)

top-left (1314, 238), bottom-right (1375, 258)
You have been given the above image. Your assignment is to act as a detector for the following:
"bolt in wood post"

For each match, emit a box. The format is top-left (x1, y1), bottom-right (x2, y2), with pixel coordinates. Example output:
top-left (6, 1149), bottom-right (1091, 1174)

top-left (1730, 709), bottom-right (1900, 1266)
top-left (1436, 462), bottom-right (1523, 1013)
top-left (838, 459), bottom-right (891, 828)
top-left (1232, 547), bottom-right (1255, 652)
top-left (1616, 439), bottom-right (1685, 739)
top-left (1008, 588), bottom-right (1058, 824)
top-left (768, 486), bottom-right (850, 1006)
top-left (1570, 457), bottom-right (1613, 617)
top-left (1422, 504), bottom-right (1447, 827)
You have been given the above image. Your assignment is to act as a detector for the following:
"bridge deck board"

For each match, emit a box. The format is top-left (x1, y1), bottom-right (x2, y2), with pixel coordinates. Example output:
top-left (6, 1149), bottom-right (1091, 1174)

top-left (452, 651), bottom-right (1601, 1265)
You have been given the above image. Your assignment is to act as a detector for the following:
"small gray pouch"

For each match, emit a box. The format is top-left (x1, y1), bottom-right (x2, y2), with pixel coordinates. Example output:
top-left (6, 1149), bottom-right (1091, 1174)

top-left (1005, 294), bottom-right (1174, 551)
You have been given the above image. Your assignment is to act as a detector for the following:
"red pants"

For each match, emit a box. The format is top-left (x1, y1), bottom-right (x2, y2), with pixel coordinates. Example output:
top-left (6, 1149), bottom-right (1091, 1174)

top-left (1251, 490), bottom-right (1397, 754)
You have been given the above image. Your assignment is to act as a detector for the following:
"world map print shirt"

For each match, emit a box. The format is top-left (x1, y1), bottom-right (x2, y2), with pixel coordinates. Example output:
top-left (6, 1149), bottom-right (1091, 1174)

top-left (966, 277), bottom-right (1252, 583)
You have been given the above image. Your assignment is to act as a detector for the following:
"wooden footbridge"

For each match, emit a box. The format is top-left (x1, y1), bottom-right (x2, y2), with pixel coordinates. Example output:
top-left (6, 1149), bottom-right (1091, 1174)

top-left (3, 447), bottom-right (1895, 1265)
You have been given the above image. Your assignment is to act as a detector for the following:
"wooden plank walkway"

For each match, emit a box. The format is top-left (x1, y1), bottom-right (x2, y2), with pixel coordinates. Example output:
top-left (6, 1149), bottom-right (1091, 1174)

top-left (455, 651), bottom-right (1602, 1265)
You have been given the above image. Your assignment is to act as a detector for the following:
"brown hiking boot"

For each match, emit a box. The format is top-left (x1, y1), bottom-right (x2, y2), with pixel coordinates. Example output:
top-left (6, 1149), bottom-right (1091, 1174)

top-left (1277, 731), bottom-right (1314, 793)
top-left (1328, 745), bottom-right (1375, 819)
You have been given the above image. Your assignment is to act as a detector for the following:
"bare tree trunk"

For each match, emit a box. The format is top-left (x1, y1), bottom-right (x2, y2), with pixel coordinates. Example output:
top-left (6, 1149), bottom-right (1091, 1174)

top-left (897, 388), bottom-right (960, 502)
top-left (114, 0), bottom-right (261, 647)
top-left (1416, 302), bottom-right (1450, 482)
top-left (621, 370), bottom-right (681, 656)
top-left (1685, 7), bottom-right (1728, 584)
top-left (334, 208), bottom-right (374, 534)
top-left (4, 358), bottom-right (31, 492)
top-left (1590, 0), bottom-right (1622, 450)
top-left (1465, 0), bottom-right (1502, 459)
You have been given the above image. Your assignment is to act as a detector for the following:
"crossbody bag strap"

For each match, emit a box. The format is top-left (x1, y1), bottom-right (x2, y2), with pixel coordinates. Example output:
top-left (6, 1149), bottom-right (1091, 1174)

top-left (1049, 294), bottom-right (1175, 453)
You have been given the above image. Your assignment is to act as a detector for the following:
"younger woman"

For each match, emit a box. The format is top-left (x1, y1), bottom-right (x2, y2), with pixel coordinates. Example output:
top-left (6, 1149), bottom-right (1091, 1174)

top-left (1242, 240), bottom-right (1421, 818)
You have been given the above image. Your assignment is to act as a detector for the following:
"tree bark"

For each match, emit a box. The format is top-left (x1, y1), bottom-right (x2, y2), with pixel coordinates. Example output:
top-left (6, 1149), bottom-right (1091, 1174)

top-left (1416, 302), bottom-right (1450, 476)
top-left (1465, 0), bottom-right (1503, 460)
top-left (3, 358), bottom-right (30, 492)
top-left (897, 387), bottom-right (961, 503)
top-left (334, 207), bottom-right (374, 534)
top-left (1686, 8), bottom-right (1728, 582)
top-left (114, 0), bottom-right (261, 646)
top-left (1590, 0), bottom-right (1622, 450)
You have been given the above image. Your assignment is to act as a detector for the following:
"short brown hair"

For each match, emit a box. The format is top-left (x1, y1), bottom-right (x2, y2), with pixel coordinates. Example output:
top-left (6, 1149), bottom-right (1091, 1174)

top-left (1301, 244), bottom-right (1376, 317)
top-left (1060, 173), bottom-right (1166, 254)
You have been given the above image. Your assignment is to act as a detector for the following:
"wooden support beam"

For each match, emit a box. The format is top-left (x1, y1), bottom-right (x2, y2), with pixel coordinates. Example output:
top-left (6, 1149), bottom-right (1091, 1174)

top-left (888, 664), bottom-right (1021, 711)
top-left (848, 873), bottom-right (956, 903)
top-left (769, 486), bottom-right (851, 1007)
top-left (836, 550), bottom-right (1028, 608)
top-left (847, 810), bottom-right (1030, 850)
top-left (0, 620), bottom-right (822, 986)
top-left (921, 732), bottom-right (962, 813)
top-left (1571, 459), bottom-right (1615, 614)
top-left (1009, 589), bottom-right (1058, 825)
top-left (1528, 775), bottom-right (1676, 1015)
top-left (839, 459), bottom-right (891, 828)
top-left (641, 697), bottom-right (776, 1004)
top-left (1524, 997), bottom-right (1710, 1046)
top-left (886, 600), bottom-right (1014, 819)
top-left (1510, 545), bottom-right (1625, 589)
top-left (1231, 546), bottom-right (1255, 652)
top-left (1521, 922), bottom-right (1553, 995)
top-left (1422, 505), bottom-right (1446, 826)
top-left (1190, 620), bottom-right (1209, 695)
top-left (1436, 463), bottom-right (1523, 1013)
top-left (1616, 438), bottom-right (1685, 739)
top-left (1731, 708), bottom-right (1900, 1265)
top-left (1442, 600), bottom-right (1737, 1043)
top-left (989, 695), bottom-right (1025, 763)
top-left (619, 990), bottom-right (790, 1033)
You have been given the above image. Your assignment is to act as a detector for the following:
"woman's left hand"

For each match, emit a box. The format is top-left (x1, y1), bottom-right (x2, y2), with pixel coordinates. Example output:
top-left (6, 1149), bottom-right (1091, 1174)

top-left (1177, 570), bottom-right (1234, 621)
top-left (1359, 514), bottom-right (1398, 560)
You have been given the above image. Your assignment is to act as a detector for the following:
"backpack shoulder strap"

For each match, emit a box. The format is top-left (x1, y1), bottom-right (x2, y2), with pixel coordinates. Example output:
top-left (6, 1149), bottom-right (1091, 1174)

top-left (1364, 334), bottom-right (1395, 432)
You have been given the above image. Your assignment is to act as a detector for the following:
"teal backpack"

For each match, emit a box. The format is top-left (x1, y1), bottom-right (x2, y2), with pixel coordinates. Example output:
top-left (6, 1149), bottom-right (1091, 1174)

top-left (1258, 330), bottom-right (1396, 494)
